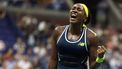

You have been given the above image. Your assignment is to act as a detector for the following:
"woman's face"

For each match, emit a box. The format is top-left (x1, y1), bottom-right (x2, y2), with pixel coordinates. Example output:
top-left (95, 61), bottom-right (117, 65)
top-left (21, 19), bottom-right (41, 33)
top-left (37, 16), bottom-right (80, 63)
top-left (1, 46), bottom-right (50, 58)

top-left (69, 3), bottom-right (86, 24)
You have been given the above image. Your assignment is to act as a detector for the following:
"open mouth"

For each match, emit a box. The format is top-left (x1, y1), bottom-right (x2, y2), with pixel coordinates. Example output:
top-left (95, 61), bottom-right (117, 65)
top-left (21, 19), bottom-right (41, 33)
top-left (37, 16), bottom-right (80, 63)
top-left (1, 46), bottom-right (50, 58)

top-left (71, 16), bottom-right (77, 18)
top-left (70, 12), bottom-right (77, 19)
top-left (70, 15), bottom-right (77, 21)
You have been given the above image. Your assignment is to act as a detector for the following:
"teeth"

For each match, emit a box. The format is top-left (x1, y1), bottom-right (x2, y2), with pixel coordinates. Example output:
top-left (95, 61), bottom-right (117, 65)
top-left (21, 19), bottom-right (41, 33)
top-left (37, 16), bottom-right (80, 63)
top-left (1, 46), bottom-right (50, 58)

top-left (71, 14), bottom-right (77, 18)
top-left (71, 12), bottom-right (77, 17)
top-left (72, 14), bottom-right (76, 16)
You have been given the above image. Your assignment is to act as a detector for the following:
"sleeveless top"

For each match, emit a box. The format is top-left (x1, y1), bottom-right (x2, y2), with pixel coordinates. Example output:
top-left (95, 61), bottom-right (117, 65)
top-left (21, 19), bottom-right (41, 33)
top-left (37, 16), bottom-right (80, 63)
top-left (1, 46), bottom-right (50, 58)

top-left (56, 25), bottom-right (89, 64)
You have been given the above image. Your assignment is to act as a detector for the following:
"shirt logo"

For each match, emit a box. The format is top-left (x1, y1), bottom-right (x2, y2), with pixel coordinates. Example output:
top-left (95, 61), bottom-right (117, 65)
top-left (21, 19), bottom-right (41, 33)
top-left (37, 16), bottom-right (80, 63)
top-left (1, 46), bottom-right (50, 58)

top-left (78, 42), bottom-right (85, 46)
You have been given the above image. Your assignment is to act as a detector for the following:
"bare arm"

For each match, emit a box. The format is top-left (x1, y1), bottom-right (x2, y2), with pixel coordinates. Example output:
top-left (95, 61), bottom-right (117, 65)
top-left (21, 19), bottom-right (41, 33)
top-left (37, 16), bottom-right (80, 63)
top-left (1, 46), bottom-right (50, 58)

top-left (48, 26), bottom-right (64, 69)
top-left (87, 29), bottom-right (106, 69)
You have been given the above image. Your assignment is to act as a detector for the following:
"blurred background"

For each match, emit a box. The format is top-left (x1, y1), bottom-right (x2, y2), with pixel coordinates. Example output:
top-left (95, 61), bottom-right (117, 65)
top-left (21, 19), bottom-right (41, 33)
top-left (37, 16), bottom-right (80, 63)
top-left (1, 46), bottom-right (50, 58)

top-left (0, 0), bottom-right (121, 69)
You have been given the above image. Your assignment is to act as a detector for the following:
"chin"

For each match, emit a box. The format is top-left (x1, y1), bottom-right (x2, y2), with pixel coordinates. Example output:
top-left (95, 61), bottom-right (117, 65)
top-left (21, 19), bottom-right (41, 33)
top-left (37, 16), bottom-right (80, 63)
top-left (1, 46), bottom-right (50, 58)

top-left (70, 19), bottom-right (78, 24)
top-left (70, 20), bottom-right (79, 24)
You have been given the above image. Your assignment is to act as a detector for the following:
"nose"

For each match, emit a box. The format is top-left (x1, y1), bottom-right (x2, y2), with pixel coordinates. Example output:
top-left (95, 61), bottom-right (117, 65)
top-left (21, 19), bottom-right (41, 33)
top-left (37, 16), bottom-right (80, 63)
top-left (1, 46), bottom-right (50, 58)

top-left (70, 10), bottom-right (77, 14)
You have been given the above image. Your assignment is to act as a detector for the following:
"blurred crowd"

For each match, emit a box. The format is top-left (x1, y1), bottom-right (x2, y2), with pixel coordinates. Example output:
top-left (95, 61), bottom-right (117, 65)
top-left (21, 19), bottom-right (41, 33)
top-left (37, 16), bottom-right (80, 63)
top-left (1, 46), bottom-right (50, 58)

top-left (0, 0), bottom-right (69, 11)
top-left (93, 23), bottom-right (122, 69)
top-left (0, 0), bottom-right (122, 69)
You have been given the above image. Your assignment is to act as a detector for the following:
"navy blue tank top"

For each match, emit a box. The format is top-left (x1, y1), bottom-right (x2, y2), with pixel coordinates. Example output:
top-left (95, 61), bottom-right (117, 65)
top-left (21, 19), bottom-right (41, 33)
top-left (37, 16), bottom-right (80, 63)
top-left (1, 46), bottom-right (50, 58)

top-left (56, 25), bottom-right (89, 64)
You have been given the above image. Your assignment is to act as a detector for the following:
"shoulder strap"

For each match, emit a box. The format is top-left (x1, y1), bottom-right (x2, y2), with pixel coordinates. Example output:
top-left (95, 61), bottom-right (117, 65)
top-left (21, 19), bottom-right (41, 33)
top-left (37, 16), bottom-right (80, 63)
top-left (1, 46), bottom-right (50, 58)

top-left (57, 25), bottom-right (68, 44)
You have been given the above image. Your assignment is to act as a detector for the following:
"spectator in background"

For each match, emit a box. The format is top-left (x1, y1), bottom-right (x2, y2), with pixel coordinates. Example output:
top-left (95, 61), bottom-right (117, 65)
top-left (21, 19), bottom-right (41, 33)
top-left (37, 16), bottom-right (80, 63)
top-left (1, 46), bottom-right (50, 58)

top-left (36, 0), bottom-right (52, 8)
top-left (3, 50), bottom-right (16, 69)
top-left (13, 37), bottom-right (26, 54)
top-left (0, 2), bottom-right (24, 49)
top-left (109, 47), bottom-right (122, 69)
top-left (16, 55), bottom-right (32, 69)
top-left (94, 23), bottom-right (104, 37)
top-left (8, 0), bottom-right (37, 8)
top-left (17, 15), bottom-right (38, 47)
top-left (33, 42), bottom-right (48, 69)
top-left (118, 36), bottom-right (122, 51)
top-left (31, 57), bottom-right (40, 69)
top-left (31, 0), bottom-right (69, 11)
top-left (47, 0), bottom-right (69, 11)
top-left (36, 21), bottom-right (49, 45)
top-left (14, 37), bottom-right (27, 63)
top-left (0, 40), bottom-right (5, 54)
top-left (3, 49), bottom-right (13, 61)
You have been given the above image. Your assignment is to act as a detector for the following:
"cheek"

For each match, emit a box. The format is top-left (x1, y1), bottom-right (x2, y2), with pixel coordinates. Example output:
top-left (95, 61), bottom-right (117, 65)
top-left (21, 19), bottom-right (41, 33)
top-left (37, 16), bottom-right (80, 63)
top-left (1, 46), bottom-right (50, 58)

top-left (80, 13), bottom-right (83, 18)
top-left (69, 10), bottom-right (72, 14)
top-left (79, 13), bottom-right (85, 20)
top-left (69, 12), bottom-right (72, 17)
top-left (78, 14), bottom-right (84, 21)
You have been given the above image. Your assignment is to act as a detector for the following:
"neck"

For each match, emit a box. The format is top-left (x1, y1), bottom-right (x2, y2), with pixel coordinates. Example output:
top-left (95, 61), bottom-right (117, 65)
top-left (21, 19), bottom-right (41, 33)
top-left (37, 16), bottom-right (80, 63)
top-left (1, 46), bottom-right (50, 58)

top-left (69, 23), bottom-right (83, 35)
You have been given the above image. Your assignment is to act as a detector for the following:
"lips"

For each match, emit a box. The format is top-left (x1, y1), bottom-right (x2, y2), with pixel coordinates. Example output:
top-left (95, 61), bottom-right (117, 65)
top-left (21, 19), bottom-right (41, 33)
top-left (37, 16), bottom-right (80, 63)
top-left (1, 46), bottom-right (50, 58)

top-left (71, 12), bottom-right (77, 19)
top-left (71, 16), bottom-right (76, 18)
top-left (70, 11), bottom-right (78, 23)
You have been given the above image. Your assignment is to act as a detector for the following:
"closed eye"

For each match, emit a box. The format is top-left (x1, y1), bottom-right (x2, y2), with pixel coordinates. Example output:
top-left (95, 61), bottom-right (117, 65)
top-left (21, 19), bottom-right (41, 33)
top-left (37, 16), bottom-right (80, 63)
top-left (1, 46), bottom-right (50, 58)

top-left (77, 7), bottom-right (82, 11)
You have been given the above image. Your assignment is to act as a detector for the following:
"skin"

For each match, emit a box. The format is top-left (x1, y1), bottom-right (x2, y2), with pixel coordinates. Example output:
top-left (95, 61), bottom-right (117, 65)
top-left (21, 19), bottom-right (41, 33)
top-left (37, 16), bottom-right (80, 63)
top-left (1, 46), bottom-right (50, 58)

top-left (48, 3), bottom-right (106, 69)
top-left (0, 8), bottom-right (6, 19)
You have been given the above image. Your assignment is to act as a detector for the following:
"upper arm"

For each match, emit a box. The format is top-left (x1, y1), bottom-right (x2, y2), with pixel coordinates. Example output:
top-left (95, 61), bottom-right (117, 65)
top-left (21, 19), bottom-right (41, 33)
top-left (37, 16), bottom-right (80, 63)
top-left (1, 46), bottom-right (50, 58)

top-left (87, 28), bottom-right (105, 48)
top-left (87, 28), bottom-right (106, 68)
top-left (48, 26), bottom-right (65, 60)
top-left (87, 29), bottom-right (98, 62)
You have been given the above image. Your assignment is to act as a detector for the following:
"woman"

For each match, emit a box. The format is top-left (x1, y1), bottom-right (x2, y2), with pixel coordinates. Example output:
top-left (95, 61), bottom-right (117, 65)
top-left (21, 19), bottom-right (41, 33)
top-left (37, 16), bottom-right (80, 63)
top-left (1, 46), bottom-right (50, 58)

top-left (48, 3), bottom-right (106, 69)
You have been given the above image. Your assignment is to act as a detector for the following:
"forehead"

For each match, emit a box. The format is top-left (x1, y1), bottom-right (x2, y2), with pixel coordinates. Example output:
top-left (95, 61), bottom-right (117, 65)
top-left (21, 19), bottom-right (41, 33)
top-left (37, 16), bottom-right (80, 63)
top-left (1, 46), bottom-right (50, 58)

top-left (72, 4), bottom-right (83, 9)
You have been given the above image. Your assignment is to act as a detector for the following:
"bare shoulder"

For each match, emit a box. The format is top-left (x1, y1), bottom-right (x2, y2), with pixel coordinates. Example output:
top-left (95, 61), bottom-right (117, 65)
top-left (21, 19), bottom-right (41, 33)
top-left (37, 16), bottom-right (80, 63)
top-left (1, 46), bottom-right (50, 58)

top-left (52, 25), bottom-right (66, 41)
top-left (86, 28), bottom-right (102, 46)
top-left (55, 26), bottom-right (65, 34)
top-left (48, 26), bottom-right (66, 46)
top-left (87, 28), bottom-right (97, 39)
